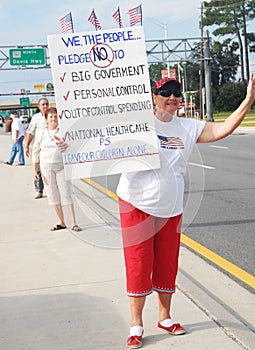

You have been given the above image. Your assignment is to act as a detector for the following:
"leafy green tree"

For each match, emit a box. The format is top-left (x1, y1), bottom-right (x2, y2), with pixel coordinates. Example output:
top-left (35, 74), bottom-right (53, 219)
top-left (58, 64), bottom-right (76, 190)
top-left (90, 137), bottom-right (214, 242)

top-left (247, 32), bottom-right (255, 52)
top-left (148, 62), bottom-right (167, 87)
top-left (214, 80), bottom-right (247, 111)
top-left (210, 39), bottom-right (239, 86)
top-left (185, 39), bottom-right (239, 112)
top-left (147, 46), bottom-right (243, 113)
top-left (203, 0), bottom-right (255, 81)
top-left (185, 60), bottom-right (200, 109)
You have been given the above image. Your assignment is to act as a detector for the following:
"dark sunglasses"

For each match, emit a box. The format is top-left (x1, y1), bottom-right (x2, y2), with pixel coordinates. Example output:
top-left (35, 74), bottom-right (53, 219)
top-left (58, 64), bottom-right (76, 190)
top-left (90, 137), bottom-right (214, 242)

top-left (156, 89), bottom-right (182, 98)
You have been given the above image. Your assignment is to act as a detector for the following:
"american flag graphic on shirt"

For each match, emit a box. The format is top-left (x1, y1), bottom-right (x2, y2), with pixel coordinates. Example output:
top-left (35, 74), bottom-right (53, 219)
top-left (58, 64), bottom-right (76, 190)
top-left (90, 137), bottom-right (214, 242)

top-left (158, 135), bottom-right (184, 149)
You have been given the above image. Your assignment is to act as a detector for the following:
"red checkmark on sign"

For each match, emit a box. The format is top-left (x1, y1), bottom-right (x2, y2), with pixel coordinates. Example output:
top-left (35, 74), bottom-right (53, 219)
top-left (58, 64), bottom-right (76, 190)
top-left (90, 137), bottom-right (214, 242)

top-left (60, 72), bottom-right (66, 82)
top-left (63, 91), bottom-right (70, 101)
top-left (59, 110), bottom-right (64, 119)
top-left (62, 132), bottom-right (68, 142)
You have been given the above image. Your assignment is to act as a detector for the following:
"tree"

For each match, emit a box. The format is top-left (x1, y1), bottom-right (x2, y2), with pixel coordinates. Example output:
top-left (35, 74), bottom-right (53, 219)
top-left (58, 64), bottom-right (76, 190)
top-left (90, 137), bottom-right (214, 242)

top-left (185, 39), bottom-right (239, 112)
top-left (247, 32), bottom-right (255, 52)
top-left (203, 0), bottom-right (255, 81)
top-left (149, 62), bottom-right (167, 87)
top-left (214, 80), bottom-right (247, 111)
top-left (210, 39), bottom-right (239, 86)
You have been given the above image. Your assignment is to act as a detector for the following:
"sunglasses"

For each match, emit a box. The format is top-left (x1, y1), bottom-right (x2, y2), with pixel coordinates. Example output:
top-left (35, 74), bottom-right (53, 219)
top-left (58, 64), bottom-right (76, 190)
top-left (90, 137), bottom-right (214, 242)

top-left (156, 89), bottom-right (182, 98)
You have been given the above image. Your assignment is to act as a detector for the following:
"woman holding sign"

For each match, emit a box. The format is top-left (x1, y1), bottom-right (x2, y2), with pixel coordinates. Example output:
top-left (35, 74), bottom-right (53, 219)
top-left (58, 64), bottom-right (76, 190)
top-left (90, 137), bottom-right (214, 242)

top-left (116, 76), bottom-right (255, 349)
top-left (56, 76), bottom-right (255, 349)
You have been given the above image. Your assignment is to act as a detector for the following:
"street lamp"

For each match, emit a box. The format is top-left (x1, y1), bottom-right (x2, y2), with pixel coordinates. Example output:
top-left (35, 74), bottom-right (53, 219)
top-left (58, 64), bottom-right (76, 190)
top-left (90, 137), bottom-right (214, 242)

top-left (144, 16), bottom-right (170, 77)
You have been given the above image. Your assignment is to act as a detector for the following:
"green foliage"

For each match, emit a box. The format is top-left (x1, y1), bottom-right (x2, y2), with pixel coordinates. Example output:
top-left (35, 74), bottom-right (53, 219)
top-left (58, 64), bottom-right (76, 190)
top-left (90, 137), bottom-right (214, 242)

top-left (214, 80), bottom-right (247, 111)
top-left (149, 62), bottom-right (167, 87)
top-left (247, 32), bottom-right (255, 52)
top-left (147, 42), bottom-right (253, 114)
top-left (185, 60), bottom-right (200, 107)
top-left (211, 39), bottom-right (239, 86)
top-left (185, 39), bottom-right (240, 111)
top-left (204, 0), bottom-right (255, 30)
top-left (203, 0), bottom-right (255, 81)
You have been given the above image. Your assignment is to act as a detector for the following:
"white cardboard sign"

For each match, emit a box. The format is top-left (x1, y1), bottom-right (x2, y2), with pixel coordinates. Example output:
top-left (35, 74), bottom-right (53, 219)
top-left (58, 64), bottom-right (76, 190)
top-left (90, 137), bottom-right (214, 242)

top-left (47, 26), bottom-right (160, 179)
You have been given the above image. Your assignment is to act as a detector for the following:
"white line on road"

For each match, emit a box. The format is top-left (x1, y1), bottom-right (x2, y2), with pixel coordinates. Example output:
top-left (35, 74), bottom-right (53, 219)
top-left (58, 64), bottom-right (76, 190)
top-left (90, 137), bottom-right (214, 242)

top-left (209, 145), bottom-right (229, 149)
top-left (188, 162), bottom-right (216, 170)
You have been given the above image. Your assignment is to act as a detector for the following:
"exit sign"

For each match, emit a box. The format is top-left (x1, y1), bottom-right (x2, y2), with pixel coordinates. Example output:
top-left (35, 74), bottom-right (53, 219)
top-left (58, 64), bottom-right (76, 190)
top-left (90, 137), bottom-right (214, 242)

top-left (10, 48), bottom-right (45, 66)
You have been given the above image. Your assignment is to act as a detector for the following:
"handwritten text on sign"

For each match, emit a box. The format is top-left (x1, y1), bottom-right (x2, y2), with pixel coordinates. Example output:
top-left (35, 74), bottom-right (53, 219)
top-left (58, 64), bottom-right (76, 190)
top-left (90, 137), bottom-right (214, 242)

top-left (48, 27), bottom-right (160, 179)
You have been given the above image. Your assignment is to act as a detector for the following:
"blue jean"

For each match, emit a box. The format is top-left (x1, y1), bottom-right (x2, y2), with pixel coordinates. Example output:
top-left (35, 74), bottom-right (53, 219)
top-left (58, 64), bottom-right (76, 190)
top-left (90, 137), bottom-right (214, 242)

top-left (8, 136), bottom-right (25, 165)
top-left (34, 164), bottom-right (44, 193)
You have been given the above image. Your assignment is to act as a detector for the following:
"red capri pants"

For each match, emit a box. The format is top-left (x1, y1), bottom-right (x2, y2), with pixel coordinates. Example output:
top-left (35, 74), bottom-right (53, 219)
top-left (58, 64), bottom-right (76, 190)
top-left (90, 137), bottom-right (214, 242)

top-left (119, 198), bottom-right (182, 297)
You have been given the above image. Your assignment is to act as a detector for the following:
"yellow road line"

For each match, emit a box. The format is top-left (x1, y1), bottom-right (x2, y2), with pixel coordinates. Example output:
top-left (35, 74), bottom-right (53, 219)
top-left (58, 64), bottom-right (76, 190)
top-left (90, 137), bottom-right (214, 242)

top-left (82, 177), bottom-right (255, 289)
top-left (181, 234), bottom-right (255, 289)
top-left (82, 178), bottom-right (119, 201)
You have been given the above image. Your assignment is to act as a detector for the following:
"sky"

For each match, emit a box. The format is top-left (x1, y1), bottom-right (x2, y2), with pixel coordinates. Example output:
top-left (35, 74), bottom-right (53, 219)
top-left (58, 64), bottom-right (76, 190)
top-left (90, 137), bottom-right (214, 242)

top-left (0, 0), bottom-right (204, 100)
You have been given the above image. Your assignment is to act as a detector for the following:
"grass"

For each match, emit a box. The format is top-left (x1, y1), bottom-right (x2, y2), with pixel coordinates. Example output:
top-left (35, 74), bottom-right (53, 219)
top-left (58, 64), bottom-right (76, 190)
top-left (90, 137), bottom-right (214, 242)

top-left (213, 110), bottom-right (255, 126)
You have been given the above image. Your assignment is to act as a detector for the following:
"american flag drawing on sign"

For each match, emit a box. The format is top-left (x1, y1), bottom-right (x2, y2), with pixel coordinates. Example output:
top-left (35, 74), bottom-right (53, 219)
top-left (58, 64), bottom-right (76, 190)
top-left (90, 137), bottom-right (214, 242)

top-left (59, 12), bottom-right (73, 33)
top-left (158, 135), bottom-right (184, 149)
top-left (88, 9), bottom-right (102, 30)
top-left (128, 4), bottom-right (142, 26)
top-left (112, 6), bottom-right (123, 28)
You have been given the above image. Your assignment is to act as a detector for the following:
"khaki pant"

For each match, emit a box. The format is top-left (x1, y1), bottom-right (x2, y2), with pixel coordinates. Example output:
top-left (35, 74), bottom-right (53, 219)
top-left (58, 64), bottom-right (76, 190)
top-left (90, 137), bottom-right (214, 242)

top-left (40, 161), bottom-right (73, 206)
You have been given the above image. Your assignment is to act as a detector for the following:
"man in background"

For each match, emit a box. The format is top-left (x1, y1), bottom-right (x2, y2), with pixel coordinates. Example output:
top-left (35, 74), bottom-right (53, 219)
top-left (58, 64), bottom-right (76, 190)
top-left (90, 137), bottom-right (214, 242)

top-left (5, 111), bottom-right (25, 166)
top-left (24, 98), bottom-right (49, 199)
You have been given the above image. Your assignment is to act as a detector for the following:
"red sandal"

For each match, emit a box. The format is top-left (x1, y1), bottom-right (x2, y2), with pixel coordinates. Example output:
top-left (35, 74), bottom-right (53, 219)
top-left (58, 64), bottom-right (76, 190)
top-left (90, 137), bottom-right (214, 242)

top-left (126, 334), bottom-right (143, 349)
top-left (158, 322), bottom-right (186, 335)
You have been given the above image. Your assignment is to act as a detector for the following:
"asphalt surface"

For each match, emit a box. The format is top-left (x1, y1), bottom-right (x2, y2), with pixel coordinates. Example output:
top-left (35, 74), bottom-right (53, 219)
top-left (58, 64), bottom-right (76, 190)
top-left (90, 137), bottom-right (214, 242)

top-left (0, 129), bottom-right (255, 350)
top-left (184, 129), bottom-right (255, 290)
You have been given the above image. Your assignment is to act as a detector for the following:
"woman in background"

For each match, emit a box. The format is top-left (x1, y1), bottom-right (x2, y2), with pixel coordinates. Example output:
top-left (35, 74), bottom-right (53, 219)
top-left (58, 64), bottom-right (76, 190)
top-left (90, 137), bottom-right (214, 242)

top-left (32, 107), bottom-right (81, 232)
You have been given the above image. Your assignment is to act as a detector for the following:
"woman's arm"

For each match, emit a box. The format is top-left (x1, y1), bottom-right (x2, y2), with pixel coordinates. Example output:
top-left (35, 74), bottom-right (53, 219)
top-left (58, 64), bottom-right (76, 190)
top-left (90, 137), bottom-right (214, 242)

top-left (197, 74), bottom-right (255, 143)
top-left (32, 132), bottom-right (42, 181)
top-left (14, 130), bottom-right (19, 144)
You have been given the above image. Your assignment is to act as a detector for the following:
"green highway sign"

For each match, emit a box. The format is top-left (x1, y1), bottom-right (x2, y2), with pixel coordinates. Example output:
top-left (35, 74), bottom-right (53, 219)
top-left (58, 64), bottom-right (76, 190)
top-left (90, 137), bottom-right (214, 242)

top-left (10, 48), bottom-right (45, 66)
top-left (20, 97), bottom-right (30, 106)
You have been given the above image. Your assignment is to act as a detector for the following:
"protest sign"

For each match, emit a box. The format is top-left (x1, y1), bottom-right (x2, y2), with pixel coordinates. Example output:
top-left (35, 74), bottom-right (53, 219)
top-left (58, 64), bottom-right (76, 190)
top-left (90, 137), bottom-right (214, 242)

top-left (48, 26), bottom-right (160, 179)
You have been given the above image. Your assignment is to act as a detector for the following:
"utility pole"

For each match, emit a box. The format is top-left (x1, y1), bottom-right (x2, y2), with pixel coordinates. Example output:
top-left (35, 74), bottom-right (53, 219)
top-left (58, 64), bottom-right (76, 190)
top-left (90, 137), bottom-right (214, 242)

top-left (199, 1), bottom-right (204, 119)
top-left (203, 30), bottom-right (214, 121)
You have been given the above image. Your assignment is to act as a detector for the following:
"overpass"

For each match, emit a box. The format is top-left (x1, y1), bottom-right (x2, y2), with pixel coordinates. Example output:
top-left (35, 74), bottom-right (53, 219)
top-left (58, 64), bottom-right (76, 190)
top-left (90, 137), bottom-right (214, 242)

top-left (0, 92), bottom-right (56, 117)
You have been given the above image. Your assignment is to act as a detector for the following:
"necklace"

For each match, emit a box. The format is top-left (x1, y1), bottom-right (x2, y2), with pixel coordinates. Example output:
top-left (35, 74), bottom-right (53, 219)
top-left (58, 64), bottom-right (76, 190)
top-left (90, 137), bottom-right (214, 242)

top-left (47, 128), bottom-right (58, 141)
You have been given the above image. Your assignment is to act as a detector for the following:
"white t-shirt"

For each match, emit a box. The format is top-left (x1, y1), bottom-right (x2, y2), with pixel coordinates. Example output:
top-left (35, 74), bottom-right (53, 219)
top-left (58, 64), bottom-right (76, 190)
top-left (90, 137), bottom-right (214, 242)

top-left (116, 116), bottom-right (206, 218)
top-left (11, 118), bottom-right (25, 140)
top-left (32, 127), bottom-right (63, 164)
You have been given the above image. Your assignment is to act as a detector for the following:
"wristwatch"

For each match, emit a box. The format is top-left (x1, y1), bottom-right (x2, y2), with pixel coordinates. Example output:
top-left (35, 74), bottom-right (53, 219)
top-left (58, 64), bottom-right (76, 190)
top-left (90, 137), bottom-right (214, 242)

top-left (24, 143), bottom-right (29, 147)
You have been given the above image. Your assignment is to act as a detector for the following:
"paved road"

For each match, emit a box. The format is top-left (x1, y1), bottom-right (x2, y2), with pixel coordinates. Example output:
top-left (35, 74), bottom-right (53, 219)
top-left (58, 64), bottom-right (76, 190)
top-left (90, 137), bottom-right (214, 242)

top-left (185, 130), bottom-right (255, 292)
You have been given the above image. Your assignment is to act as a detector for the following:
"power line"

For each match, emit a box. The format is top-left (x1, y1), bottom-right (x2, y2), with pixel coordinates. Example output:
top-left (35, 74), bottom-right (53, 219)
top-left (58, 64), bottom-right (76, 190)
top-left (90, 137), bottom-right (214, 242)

top-left (203, 0), bottom-right (252, 10)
